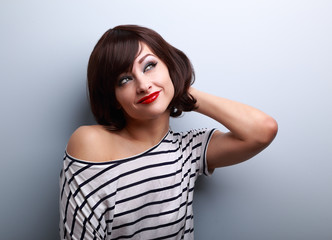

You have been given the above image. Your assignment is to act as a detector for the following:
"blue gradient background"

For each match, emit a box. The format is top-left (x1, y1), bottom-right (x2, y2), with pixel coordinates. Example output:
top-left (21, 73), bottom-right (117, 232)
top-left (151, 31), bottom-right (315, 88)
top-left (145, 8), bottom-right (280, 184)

top-left (1, 0), bottom-right (331, 239)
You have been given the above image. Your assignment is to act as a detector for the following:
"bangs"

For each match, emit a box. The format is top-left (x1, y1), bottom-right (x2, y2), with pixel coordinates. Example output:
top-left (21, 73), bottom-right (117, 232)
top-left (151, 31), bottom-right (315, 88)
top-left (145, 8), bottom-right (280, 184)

top-left (106, 30), bottom-right (141, 81)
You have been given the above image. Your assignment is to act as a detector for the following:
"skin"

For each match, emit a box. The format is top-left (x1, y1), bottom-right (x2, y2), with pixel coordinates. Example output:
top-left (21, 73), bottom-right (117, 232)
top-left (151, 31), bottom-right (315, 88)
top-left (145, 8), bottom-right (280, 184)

top-left (189, 88), bottom-right (278, 172)
top-left (115, 43), bottom-right (174, 126)
top-left (67, 43), bottom-right (278, 171)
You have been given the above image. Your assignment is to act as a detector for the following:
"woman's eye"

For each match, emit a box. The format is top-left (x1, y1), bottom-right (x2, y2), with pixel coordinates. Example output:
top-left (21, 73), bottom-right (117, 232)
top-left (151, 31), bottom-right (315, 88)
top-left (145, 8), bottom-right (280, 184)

top-left (143, 62), bottom-right (157, 73)
top-left (118, 76), bottom-right (132, 86)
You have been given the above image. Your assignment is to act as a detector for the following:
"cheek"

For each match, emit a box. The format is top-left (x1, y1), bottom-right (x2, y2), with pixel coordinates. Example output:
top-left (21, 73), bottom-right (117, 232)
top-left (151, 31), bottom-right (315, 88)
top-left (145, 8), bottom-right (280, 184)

top-left (115, 88), bottom-right (137, 112)
top-left (114, 90), bottom-right (126, 109)
top-left (161, 69), bottom-right (174, 93)
top-left (169, 81), bottom-right (175, 98)
top-left (166, 76), bottom-right (175, 96)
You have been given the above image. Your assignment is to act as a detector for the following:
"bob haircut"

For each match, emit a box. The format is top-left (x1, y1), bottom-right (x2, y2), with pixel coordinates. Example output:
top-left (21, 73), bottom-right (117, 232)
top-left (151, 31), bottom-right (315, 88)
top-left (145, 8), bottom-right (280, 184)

top-left (87, 25), bottom-right (196, 130)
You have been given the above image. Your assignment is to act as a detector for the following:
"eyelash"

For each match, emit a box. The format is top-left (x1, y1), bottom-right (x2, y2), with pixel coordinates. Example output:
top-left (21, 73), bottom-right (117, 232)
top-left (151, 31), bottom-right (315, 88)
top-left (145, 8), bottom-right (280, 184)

top-left (118, 76), bottom-right (132, 86)
top-left (143, 61), bottom-right (157, 73)
top-left (118, 61), bottom-right (158, 86)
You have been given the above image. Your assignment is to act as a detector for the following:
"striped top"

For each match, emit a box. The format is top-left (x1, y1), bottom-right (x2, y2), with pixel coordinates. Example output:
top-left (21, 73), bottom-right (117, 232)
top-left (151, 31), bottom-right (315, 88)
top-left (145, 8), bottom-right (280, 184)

top-left (59, 128), bottom-right (216, 240)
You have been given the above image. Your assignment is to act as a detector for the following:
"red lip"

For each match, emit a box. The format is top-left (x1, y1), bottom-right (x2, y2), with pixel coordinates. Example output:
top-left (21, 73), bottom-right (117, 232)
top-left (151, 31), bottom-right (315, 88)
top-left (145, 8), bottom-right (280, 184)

top-left (138, 91), bottom-right (161, 104)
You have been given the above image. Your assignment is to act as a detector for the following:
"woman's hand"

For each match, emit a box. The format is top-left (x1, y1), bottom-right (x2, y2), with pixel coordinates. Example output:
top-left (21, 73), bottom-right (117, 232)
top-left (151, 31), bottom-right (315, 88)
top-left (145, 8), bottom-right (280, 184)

top-left (189, 87), bottom-right (278, 172)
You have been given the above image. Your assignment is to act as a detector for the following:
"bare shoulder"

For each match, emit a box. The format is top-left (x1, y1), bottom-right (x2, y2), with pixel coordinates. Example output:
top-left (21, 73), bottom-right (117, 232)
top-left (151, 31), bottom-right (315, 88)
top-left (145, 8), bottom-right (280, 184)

top-left (66, 125), bottom-right (112, 162)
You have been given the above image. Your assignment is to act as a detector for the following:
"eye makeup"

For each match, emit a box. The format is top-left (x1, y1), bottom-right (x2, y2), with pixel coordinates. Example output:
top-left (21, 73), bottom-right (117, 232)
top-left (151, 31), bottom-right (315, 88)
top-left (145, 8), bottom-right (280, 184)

top-left (117, 56), bottom-right (158, 86)
top-left (143, 61), bottom-right (157, 73)
top-left (118, 75), bottom-right (132, 86)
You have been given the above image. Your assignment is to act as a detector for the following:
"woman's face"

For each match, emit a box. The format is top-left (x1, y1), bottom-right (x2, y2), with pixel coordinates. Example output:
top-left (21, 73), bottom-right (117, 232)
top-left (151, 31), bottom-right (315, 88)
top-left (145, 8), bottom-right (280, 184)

top-left (115, 42), bottom-right (175, 123)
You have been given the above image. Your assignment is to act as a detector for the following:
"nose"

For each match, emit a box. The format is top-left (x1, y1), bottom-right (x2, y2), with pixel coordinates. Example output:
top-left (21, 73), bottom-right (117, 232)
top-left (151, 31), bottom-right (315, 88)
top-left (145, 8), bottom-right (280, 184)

top-left (136, 75), bottom-right (152, 94)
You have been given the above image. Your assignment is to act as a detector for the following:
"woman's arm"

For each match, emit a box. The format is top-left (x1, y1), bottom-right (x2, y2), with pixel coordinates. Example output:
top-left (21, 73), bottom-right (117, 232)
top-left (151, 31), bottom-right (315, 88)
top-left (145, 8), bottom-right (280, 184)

top-left (189, 87), bottom-right (278, 172)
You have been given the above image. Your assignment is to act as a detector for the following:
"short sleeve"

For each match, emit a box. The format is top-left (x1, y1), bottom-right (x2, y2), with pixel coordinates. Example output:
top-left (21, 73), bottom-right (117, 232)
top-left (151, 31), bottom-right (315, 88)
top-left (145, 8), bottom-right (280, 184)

top-left (181, 128), bottom-right (216, 177)
top-left (196, 128), bottom-right (216, 176)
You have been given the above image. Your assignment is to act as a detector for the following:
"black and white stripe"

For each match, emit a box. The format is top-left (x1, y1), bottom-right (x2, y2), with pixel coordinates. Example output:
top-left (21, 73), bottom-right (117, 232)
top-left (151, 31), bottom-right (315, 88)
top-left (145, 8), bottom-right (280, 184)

top-left (59, 128), bottom-right (215, 240)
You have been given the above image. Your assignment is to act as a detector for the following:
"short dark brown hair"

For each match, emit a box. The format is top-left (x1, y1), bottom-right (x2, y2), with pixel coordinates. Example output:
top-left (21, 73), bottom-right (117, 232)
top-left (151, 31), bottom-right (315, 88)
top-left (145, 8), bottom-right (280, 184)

top-left (87, 25), bottom-right (196, 130)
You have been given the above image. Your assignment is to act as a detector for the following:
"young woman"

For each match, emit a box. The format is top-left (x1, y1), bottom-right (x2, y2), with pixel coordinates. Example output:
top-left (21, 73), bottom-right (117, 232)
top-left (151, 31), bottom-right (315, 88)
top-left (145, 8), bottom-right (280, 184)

top-left (59, 25), bottom-right (278, 240)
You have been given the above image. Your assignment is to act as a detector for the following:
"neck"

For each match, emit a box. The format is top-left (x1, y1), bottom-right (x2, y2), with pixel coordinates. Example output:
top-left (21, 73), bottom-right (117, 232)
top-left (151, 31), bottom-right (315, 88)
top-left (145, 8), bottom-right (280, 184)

top-left (121, 113), bottom-right (170, 145)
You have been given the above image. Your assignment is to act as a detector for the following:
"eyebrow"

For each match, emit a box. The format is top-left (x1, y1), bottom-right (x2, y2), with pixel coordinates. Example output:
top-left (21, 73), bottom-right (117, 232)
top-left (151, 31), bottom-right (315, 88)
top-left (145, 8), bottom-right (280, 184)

top-left (138, 54), bottom-right (154, 64)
